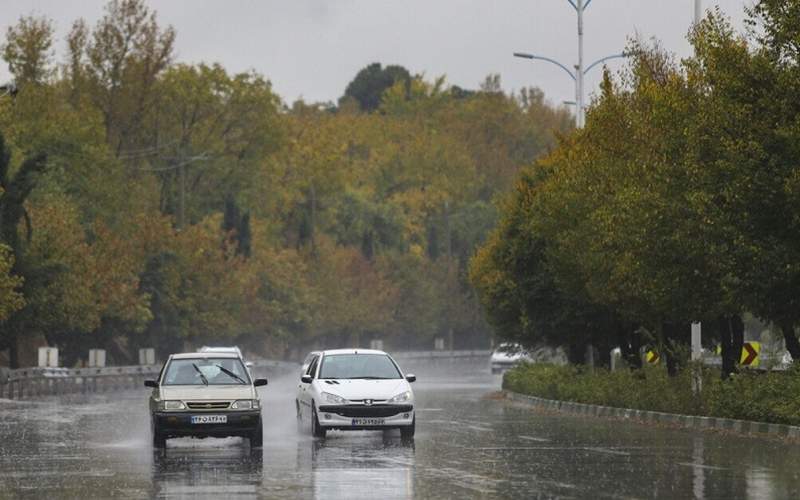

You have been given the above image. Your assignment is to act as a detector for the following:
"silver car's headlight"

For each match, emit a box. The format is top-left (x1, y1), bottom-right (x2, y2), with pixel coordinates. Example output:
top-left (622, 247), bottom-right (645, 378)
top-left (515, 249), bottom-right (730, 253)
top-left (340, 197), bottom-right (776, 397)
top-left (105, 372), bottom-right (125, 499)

top-left (322, 392), bottom-right (348, 405)
top-left (231, 400), bottom-right (259, 410)
top-left (388, 391), bottom-right (412, 404)
top-left (162, 400), bottom-right (185, 410)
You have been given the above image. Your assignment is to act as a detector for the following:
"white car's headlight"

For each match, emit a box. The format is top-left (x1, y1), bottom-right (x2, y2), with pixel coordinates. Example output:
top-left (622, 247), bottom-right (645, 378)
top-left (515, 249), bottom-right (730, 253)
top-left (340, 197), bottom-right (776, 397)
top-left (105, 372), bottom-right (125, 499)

top-left (231, 399), bottom-right (259, 409)
top-left (388, 391), bottom-right (412, 404)
top-left (163, 400), bottom-right (185, 410)
top-left (322, 392), bottom-right (348, 405)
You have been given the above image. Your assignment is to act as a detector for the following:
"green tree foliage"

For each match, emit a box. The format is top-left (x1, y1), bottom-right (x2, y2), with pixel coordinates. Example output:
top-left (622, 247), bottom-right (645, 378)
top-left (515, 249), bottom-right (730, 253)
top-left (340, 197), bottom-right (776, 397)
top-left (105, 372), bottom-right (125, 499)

top-left (66, 0), bottom-right (175, 155)
top-left (471, 3), bottom-right (800, 375)
top-left (2, 15), bottom-right (55, 85)
top-left (341, 62), bottom-right (411, 112)
top-left (0, 0), bottom-right (572, 367)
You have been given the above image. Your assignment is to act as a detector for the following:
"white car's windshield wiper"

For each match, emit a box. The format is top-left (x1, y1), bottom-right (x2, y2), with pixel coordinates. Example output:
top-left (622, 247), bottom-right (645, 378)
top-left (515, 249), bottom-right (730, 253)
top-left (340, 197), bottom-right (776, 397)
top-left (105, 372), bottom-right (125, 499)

top-left (215, 364), bottom-right (247, 384)
top-left (192, 363), bottom-right (209, 385)
top-left (345, 376), bottom-right (393, 379)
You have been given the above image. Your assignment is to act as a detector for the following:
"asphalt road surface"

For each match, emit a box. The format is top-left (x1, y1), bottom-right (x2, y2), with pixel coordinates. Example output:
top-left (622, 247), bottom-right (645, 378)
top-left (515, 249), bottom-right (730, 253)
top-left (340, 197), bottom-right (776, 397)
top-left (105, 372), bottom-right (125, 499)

top-left (1, 362), bottom-right (799, 499)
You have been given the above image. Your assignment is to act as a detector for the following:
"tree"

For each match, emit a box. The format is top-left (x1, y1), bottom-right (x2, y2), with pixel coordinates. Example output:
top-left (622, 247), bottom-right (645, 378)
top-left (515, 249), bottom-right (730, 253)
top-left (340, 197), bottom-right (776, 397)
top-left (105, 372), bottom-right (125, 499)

top-left (67, 0), bottom-right (175, 156)
top-left (2, 15), bottom-right (55, 86)
top-left (341, 63), bottom-right (411, 112)
top-left (133, 63), bottom-right (282, 228)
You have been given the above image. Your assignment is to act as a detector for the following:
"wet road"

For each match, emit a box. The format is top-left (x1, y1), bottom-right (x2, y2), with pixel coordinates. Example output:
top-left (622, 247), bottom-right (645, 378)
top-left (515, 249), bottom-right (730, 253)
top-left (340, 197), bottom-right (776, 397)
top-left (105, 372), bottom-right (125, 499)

top-left (2, 363), bottom-right (800, 499)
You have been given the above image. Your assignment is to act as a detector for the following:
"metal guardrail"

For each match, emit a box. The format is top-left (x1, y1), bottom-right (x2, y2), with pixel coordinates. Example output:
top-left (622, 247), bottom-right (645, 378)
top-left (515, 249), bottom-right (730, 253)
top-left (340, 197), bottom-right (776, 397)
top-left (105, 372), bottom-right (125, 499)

top-left (0, 364), bottom-right (161, 400)
top-left (0, 352), bottom-right (486, 400)
top-left (391, 349), bottom-right (492, 360)
top-left (0, 358), bottom-right (298, 400)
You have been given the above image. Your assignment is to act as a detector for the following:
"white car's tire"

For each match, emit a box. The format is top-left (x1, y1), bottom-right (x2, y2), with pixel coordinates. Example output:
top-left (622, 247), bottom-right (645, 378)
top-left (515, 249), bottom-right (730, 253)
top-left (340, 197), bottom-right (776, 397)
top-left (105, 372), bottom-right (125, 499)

top-left (311, 403), bottom-right (327, 439)
top-left (400, 417), bottom-right (415, 440)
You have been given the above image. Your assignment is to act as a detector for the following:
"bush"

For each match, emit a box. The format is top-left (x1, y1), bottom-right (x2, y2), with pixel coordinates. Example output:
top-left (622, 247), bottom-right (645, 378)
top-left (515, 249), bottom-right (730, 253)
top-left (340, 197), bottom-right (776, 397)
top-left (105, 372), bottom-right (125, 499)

top-left (504, 362), bottom-right (800, 426)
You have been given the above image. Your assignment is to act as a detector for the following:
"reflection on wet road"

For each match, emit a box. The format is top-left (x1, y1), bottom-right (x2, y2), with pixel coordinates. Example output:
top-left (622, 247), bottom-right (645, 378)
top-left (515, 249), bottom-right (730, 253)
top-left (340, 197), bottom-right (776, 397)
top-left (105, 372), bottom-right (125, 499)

top-left (2, 363), bottom-right (800, 498)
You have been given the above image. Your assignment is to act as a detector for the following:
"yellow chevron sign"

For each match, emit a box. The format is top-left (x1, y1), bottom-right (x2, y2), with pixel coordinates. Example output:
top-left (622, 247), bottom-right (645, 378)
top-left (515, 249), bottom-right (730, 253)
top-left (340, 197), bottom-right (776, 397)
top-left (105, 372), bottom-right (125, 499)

top-left (713, 341), bottom-right (761, 367)
top-left (740, 341), bottom-right (760, 367)
top-left (646, 350), bottom-right (660, 364)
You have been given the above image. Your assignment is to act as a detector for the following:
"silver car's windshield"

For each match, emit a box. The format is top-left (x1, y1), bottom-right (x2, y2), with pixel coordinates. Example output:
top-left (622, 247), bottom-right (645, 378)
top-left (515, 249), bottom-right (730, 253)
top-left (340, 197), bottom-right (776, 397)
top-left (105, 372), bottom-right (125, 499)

top-left (318, 354), bottom-right (402, 379)
top-left (162, 358), bottom-right (251, 385)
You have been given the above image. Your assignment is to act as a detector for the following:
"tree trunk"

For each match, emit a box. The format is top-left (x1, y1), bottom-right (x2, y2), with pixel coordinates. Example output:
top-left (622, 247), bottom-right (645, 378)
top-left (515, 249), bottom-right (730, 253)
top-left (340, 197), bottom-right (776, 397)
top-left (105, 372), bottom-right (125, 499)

top-left (731, 314), bottom-right (744, 368)
top-left (718, 315), bottom-right (735, 380)
top-left (8, 330), bottom-right (18, 369)
top-left (566, 343), bottom-right (585, 365)
top-left (662, 322), bottom-right (679, 377)
top-left (781, 322), bottom-right (800, 361)
top-left (617, 323), bottom-right (643, 369)
top-left (597, 344), bottom-right (611, 369)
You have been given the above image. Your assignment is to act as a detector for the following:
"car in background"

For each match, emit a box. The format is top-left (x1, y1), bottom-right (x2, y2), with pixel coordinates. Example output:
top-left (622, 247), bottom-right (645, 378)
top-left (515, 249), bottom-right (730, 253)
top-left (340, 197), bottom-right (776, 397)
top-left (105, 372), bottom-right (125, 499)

top-left (296, 349), bottom-right (416, 439)
top-left (144, 352), bottom-right (268, 448)
top-left (200, 345), bottom-right (254, 372)
top-left (490, 343), bottom-right (531, 373)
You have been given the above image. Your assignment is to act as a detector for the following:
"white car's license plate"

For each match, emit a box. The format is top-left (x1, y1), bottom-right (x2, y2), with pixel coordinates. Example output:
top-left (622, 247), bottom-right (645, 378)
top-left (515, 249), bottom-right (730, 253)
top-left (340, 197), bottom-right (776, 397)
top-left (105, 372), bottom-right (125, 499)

top-left (191, 415), bottom-right (227, 424)
top-left (352, 418), bottom-right (385, 426)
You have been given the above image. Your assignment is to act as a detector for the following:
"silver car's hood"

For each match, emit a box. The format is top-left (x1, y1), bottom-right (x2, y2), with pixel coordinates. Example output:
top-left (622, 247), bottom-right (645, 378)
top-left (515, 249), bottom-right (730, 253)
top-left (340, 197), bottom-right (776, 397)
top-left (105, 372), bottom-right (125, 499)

top-left (316, 379), bottom-right (409, 401)
top-left (160, 385), bottom-right (255, 401)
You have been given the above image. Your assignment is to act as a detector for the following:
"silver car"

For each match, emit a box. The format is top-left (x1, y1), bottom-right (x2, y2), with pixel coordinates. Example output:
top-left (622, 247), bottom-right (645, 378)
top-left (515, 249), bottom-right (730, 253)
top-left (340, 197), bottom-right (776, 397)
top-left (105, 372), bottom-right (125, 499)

top-left (144, 352), bottom-right (268, 448)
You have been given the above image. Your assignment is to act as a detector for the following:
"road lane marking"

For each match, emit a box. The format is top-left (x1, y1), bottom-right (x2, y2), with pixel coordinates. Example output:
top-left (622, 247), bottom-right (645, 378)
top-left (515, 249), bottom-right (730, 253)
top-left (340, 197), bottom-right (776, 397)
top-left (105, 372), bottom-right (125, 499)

top-left (519, 435), bottom-right (550, 442)
top-left (677, 462), bottom-right (728, 471)
top-left (582, 447), bottom-right (630, 456)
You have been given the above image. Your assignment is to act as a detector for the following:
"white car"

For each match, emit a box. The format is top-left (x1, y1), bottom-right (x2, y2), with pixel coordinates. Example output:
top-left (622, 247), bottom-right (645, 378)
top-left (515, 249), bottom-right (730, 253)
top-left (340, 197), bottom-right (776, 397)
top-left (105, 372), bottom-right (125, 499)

top-left (296, 349), bottom-right (416, 439)
top-left (490, 343), bottom-right (531, 373)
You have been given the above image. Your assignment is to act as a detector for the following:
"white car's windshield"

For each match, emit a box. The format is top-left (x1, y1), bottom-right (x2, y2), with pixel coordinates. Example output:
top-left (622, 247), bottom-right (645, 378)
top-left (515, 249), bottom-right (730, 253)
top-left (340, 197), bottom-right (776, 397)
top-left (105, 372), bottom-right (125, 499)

top-left (319, 354), bottom-right (401, 379)
top-left (162, 358), bottom-right (250, 385)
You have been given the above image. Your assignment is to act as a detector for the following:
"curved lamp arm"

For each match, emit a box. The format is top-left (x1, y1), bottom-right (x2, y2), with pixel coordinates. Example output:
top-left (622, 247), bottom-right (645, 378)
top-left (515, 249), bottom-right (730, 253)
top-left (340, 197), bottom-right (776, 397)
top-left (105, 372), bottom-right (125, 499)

top-left (583, 53), bottom-right (627, 75)
top-left (513, 52), bottom-right (576, 82)
top-left (566, 0), bottom-right (593, 10)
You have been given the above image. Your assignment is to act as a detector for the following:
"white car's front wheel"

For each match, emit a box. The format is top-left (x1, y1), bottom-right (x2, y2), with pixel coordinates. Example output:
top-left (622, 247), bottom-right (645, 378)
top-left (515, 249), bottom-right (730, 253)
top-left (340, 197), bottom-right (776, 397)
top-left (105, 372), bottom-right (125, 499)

top-left (311, 402), bottom-right (327, 439)
top-left (400, 417), bottom-right (415, 440)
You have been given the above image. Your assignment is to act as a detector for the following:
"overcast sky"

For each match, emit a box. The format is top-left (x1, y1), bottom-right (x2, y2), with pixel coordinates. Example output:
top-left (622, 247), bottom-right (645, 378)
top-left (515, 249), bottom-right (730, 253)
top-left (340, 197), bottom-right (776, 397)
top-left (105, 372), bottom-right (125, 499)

top-left (1, 1), bottom-right (751, 108)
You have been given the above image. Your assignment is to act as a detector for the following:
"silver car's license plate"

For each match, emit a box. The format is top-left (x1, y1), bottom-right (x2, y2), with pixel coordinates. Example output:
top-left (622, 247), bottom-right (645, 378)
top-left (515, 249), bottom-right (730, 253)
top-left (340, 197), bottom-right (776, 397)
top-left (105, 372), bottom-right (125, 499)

top-left (352, 418), bottom-right (385, 426)
top-left (191, 415), bottom-right (227, 424)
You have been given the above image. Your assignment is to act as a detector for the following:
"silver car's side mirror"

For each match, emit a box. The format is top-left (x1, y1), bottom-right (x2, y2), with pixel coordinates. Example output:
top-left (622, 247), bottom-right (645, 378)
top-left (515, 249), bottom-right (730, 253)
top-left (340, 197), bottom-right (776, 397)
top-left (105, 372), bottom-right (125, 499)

top-left (144, 380), bottom-right (158, 388)
top-left (253, 378), bottom-right (268, 387)
top-left (301, 374), bottom-right (312, 384)
top-left (405, 374), bottom-right (416, 383)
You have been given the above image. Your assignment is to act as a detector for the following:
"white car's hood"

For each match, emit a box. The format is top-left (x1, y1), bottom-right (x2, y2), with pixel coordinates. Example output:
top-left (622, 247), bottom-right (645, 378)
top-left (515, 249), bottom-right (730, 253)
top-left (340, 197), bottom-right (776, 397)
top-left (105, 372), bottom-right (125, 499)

top-left (491, 351), bottom-right (528, 362)
top-left (316, 379), bottom-right (409, 401)
top-left (160, 385), bottom-right (255, 401)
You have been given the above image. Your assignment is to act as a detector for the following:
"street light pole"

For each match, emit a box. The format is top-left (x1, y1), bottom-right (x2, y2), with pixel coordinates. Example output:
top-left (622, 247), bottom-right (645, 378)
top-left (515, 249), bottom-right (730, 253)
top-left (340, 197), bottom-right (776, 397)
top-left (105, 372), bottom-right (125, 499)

top-left (576, 0), bottom-right (585, 127)
top-left (513, 51), bottom-right (625, 127)
top-left (694, 0), bottom-right (702, 25)
top-left (516, 0), bottom-right (622, 128)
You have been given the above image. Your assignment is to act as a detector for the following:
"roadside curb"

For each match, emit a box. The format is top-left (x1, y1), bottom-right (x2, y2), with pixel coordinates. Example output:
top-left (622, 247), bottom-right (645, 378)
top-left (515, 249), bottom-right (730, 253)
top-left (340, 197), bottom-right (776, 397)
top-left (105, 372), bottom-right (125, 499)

top-left (503, 390), bottom-right (800, 439)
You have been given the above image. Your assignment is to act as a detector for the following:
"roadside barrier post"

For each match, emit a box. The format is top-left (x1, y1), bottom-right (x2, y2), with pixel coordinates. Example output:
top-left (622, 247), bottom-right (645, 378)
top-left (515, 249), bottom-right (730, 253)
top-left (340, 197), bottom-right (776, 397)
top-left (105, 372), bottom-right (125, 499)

top-left (691, 323), bottom-right (702, 394)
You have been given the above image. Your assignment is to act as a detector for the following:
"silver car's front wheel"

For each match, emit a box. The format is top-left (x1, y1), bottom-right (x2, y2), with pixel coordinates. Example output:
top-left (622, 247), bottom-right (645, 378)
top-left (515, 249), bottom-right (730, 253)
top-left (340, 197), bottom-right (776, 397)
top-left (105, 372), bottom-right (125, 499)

top-left (152, 419), bottom-right (166, 448)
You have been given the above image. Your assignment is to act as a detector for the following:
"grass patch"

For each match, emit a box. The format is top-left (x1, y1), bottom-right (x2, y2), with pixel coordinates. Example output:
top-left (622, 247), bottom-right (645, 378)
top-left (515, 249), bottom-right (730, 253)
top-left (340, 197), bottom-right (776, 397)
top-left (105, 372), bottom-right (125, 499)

top-left (503, 363), bottom-right (800, 426)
